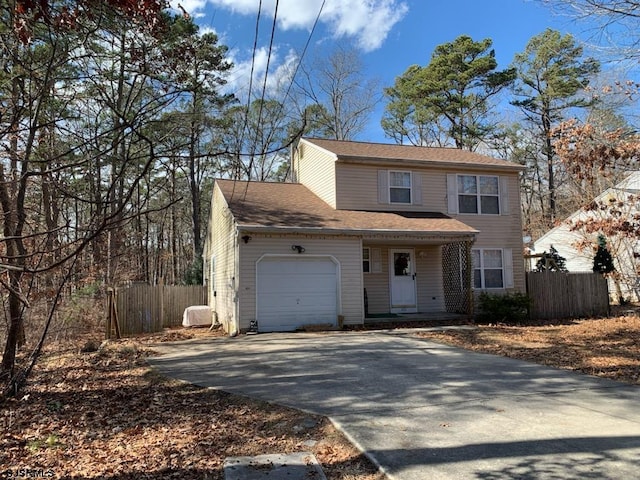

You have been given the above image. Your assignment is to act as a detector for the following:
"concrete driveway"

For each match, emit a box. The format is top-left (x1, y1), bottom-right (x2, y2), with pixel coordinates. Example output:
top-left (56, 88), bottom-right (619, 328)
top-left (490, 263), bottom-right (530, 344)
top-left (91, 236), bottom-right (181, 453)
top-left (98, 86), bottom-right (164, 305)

top-left (148, 331), bottom-right (640, 480)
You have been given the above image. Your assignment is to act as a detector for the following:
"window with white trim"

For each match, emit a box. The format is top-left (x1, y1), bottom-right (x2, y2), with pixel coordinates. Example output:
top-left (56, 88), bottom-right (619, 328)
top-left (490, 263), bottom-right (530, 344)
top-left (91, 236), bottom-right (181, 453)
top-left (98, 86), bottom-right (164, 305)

top-left (363, 247), bottom-right (371, 273)
top-left (472, 249), bottom-right (504, 289)
top-left (389, 171), bottom-right (412, 204)
top-left (457, 175), bottom-right (500, 214)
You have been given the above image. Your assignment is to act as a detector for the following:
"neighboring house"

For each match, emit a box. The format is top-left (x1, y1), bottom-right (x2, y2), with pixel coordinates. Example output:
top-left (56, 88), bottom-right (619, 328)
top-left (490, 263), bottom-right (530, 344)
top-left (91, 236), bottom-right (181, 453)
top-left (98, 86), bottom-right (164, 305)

top-left (203, 138), bottom-right (525, 334)
top-left (532, 171), bottom-right (640, 302)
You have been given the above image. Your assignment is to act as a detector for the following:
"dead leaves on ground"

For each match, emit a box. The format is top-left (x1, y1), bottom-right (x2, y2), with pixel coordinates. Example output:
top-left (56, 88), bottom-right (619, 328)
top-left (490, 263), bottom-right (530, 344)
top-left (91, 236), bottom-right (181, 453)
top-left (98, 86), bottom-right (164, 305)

top-left (1, 333), bottom-right (383, 479)
top-left (418, 316), bottom-right (640, 384)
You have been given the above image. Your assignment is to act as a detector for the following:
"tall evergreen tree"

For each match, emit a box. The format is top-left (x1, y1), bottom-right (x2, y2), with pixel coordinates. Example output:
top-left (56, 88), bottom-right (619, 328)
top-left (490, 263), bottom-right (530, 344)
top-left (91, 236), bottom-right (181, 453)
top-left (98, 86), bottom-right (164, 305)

top-left (382, 35), bottom-right (515, 149)
top-left (511, 28), bottom-right (600, 225)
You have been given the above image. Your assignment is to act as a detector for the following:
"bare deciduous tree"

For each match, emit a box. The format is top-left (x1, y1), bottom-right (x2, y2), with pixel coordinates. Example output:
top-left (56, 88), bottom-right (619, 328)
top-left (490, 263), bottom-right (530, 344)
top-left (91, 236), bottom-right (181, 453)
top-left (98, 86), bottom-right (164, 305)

top-left (293, 46), bottom-right (381, 140)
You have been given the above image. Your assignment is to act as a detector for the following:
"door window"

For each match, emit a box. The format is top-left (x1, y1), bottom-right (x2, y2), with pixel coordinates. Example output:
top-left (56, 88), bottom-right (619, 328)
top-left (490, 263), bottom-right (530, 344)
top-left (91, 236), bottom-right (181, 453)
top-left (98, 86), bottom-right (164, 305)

top-left (394, 252), bottom-right (411, 276)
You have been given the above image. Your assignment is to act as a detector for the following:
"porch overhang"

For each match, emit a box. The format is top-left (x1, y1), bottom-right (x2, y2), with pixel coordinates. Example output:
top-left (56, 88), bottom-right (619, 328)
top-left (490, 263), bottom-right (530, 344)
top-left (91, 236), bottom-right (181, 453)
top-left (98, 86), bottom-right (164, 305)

top-left (362, 231), bottom-right (476, 245)
top-left (236, 225), bottom-right (477, 244)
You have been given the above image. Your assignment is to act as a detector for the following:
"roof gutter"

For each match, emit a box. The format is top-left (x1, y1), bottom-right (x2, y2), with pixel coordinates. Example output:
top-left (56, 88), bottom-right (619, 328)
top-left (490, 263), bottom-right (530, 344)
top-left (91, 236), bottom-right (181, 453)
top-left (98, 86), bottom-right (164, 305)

top-left (337, 155), bottom-right (525, 172)
top-left (236, 224), bottom-right (479, 237)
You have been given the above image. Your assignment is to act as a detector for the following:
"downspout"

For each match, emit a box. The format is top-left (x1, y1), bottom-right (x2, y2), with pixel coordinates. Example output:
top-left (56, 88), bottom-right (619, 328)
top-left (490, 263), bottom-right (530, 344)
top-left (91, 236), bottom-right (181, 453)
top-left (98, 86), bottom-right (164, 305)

top-left (233, 227), bottom-right (240, 336)
top-left (359, 237), bottom-right (365, 324)
top-left (202, 234), bottom-right (207, 289)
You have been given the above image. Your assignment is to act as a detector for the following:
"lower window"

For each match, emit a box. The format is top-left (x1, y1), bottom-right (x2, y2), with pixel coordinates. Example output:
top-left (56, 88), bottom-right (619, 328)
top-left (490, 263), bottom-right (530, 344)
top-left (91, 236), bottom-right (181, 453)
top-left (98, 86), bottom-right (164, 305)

top-left (472, 249), bottom-right (504, 289)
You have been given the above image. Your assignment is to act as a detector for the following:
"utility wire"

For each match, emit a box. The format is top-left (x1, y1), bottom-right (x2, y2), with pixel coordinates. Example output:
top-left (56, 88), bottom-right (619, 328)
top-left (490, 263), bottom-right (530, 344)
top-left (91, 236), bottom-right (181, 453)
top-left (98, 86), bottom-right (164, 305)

top-left (246, 0), bottom-right (280, 180)
top-left (281, 0), bottom-right (326, 109)
top-left (231, 0), bottom-right (326, 187)
top-left (234, 0), bottom-right (263, 179)
top-left (256, 0), bottom-right (327, 169)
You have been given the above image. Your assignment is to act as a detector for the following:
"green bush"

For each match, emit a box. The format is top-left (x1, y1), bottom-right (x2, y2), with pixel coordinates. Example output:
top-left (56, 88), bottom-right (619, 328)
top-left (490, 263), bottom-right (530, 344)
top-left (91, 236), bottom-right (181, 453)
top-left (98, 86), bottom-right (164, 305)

top-left (476, 291), bottom-right (531, 324)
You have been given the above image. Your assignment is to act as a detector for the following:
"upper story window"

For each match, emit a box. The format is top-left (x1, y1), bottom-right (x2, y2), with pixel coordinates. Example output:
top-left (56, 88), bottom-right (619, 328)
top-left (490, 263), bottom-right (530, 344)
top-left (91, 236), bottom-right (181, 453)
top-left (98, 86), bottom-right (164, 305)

top-left (457, 175), bottom-right (500, 214)
top-left (378, 170), bottom-right (422, 206)
top-left (389, 171), bottom-right (412, 204)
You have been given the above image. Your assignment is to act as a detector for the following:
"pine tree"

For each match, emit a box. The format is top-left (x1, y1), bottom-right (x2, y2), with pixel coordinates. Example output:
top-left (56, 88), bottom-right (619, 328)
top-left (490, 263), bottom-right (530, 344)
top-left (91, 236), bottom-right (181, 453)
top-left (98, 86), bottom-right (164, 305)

top-left (593, 234), bottom-right (615, 274)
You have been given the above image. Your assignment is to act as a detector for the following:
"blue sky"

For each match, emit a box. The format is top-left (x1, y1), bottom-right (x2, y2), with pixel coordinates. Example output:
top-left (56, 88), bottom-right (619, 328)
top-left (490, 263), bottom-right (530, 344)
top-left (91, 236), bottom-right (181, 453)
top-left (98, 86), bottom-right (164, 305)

top-left (171, 0), bottom-right (607, 142)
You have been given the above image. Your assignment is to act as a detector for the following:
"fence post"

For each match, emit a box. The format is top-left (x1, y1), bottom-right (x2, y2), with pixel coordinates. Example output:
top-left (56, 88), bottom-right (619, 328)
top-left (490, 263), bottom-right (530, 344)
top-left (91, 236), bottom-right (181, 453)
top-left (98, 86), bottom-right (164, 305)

top-left (106, 287), bottom-right (121, 339)
top-left (159, 277), bottom-right (165, 329)
top-left (106, 288), bottom-right (112, 340)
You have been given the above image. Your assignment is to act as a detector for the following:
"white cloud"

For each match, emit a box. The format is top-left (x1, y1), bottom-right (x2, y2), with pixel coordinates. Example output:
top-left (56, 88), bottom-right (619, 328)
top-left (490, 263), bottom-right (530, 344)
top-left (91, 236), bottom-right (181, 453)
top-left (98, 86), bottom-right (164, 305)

top-left (321, 0), bottom-right (408, 52)
top-left (225, 46), bottom-right (299, 100)
top-left (174, 0), bottom-right (408, 53)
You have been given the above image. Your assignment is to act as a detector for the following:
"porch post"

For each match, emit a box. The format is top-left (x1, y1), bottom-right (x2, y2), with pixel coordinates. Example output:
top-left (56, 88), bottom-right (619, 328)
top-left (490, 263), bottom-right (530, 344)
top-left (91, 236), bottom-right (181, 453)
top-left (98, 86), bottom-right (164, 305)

top-left (464, 240), bottom-right (474, 319)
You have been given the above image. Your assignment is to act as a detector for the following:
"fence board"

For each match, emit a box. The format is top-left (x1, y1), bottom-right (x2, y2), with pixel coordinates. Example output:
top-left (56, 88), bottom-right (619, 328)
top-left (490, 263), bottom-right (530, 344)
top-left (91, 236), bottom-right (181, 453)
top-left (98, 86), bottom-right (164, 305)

top-left (107, 284), bottom-right (207, 337)
top-left (526, 272), bottom-right (609, 320)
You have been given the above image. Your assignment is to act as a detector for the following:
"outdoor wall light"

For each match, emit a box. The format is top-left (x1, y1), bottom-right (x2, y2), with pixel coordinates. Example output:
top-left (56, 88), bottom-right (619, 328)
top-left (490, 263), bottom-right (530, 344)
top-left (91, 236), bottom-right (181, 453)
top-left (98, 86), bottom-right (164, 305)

top-left (291, 245), bottom-right (305, 254)
top-left (241, 235), bottom-right (251, 244)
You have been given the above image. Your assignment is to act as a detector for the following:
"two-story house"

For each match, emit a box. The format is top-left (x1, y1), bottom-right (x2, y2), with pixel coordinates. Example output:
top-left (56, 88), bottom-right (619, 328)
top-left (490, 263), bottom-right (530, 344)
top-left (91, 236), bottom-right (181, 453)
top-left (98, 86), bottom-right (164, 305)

top-left (203, 138), bottom-right (525, 334)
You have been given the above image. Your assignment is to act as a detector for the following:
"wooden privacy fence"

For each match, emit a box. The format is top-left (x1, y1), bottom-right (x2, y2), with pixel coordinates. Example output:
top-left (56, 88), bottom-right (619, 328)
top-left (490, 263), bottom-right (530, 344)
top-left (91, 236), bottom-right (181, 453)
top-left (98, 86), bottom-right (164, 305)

top-left (526, 272), bottom-right (609, 320)
top-left (106, 284), bottom-right (207, 338)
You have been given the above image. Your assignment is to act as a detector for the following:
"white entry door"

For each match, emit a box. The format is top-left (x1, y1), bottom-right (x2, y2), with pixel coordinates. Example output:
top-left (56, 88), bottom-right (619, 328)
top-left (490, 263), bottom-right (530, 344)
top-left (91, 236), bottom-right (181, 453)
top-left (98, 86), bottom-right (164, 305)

top-left (389, 249), bottom-right (417, 313)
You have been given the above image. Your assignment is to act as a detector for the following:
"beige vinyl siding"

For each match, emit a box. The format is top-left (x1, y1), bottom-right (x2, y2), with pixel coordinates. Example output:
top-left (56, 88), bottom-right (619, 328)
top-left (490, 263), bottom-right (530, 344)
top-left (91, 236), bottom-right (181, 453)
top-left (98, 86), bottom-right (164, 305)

top-left (363, 249), bottom-right (390, 314)
top-left (448, 174), bottom-right (525, 292)
top-left (363, 245), bottom-right (446, 314)
top-left (415, 246), bottom-right (446, 312)
top-left (237, 233), bottom-right (363, 330)
top-left (350, 168), bottom-right (524, 293)
top-left (207, 184), bottom-right (239, 334)
top-left (336, 163), bottom-right (450, 211)
top-left (294, 140), bottom-right (337, 208)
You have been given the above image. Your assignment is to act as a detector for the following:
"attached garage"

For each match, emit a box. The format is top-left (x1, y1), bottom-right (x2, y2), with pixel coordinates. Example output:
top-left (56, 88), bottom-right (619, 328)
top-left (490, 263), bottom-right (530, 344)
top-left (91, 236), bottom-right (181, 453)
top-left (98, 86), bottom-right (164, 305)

top-left (256, 255), bottom-right (339, 332)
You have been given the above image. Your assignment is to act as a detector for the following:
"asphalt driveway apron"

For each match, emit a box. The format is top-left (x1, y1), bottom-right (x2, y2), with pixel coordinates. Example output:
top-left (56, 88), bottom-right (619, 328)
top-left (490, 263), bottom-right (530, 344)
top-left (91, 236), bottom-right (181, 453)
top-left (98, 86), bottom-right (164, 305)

top-left (148, 331), bottom-right (640, 480)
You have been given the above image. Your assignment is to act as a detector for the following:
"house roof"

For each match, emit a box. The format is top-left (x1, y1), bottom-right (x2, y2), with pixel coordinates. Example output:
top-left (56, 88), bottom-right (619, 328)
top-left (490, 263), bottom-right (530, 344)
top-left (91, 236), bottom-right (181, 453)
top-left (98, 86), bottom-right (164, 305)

top-left (216, 179), bottom-right (478, 238)
top-left (302, 138), bottom-right (523, 171)
top-left (533, 170), bottom-right (640, 247)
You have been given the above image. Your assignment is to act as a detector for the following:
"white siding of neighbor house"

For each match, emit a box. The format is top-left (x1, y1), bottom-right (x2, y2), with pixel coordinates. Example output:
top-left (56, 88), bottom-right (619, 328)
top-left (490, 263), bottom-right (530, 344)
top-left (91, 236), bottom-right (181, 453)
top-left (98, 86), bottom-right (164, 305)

top-left (533, 213), bottom-right (640, 302)
top-left (237, 233), bottom-right (363, 330)
top-left (363, 245), bottom-right (445, 314)
top-left (293, 141), bottom-right (337, 208)
top-left (533, 224), bottom-right (591, 272)
top-left (205, 183), bottom-right (239, 334)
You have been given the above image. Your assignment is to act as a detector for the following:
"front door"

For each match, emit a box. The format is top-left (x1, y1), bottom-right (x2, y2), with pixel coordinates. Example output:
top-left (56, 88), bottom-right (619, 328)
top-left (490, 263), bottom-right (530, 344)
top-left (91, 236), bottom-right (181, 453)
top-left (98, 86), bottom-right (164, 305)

top-left (389, 249), bottom-right (418, 313)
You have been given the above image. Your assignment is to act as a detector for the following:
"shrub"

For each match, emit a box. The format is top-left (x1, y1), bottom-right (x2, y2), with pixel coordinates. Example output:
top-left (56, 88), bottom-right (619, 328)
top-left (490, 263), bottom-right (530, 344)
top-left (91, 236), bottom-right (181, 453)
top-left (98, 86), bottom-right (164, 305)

top-left (593, 234), bottom-right (615, 274)
top-left (476, 291), bottom-right (531, 324)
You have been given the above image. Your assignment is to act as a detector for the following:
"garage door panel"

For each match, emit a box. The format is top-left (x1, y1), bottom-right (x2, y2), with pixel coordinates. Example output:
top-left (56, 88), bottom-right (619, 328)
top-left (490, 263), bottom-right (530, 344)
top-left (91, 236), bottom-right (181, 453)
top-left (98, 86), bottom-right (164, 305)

top-left (257, 257), bottom-right (338, 332)
top-left (259, 275), bottom-right (336, 295)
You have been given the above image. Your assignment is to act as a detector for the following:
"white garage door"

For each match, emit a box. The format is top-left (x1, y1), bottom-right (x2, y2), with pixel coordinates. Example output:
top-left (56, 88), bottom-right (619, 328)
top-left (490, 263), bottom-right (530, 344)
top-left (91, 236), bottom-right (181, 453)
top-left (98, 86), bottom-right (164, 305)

top-left (256, 256), bottom-right (338, 332)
